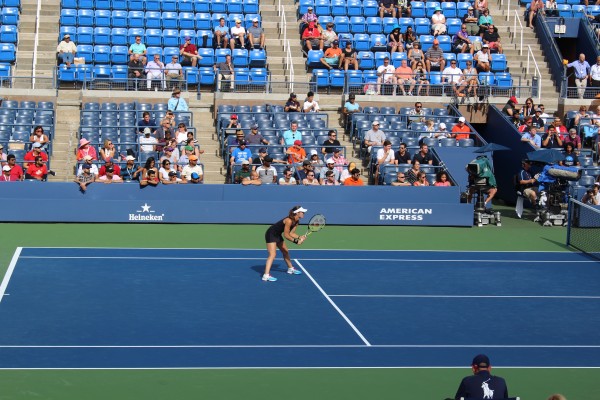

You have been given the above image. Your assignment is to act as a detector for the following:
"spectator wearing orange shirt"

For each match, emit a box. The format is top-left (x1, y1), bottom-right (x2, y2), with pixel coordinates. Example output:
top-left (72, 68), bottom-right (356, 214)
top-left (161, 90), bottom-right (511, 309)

top-left (451, 117), bottom-right (471, 140)
top-left (394, 58), bottom-right (416, 95)
top-left (319, 40), bottom-right (342, 69)
top-left (287, 140), bottom-right (307, 165)
top-left (344, 168), bottom-right (365, 186)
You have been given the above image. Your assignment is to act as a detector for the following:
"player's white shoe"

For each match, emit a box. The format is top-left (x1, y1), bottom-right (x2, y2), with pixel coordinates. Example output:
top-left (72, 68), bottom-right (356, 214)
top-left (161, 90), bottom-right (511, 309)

top-left (262, 274), bottom-right (277, 282)
top-left (287, 268), bottom-right (302, 275)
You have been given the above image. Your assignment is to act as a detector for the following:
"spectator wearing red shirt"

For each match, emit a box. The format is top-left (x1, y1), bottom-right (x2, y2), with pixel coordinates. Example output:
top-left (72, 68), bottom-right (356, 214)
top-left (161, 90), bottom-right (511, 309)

top-left (302, 22), bottom-right (323, 51)
top-left (451, 117), bottom-right (471, 140)
top-left (25, 156), bottom-right (48, 181)
top-left (0, 165), bottom-right (17, 181)
top-left (179, 36), bottom-right (201, 67)
top-left (23, 142), bottom-right (48, 169)
top-left (6, 155), bottom-right (23, 181)
top-left (98, 158), bottom-right (121, 177)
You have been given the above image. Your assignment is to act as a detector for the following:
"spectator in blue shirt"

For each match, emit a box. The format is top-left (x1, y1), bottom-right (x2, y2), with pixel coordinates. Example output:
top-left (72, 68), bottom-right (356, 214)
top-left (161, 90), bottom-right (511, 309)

top-left (167, 88), bottom-right (189, 111)
top-left (137, 111), bottom-right (157, 134)
top-left (281, 121), bottom-right (303, 145)
top-left (566, 54), bottom-right (591, 99)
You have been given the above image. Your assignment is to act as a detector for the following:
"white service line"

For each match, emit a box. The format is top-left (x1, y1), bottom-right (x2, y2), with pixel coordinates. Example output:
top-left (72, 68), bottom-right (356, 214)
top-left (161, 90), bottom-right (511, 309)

top-left (0, 247), bottom-right (22, 304)
top-left (329, 295), bottom-right (600, 299)
top-left (294, 259), bottom-right (371, 347)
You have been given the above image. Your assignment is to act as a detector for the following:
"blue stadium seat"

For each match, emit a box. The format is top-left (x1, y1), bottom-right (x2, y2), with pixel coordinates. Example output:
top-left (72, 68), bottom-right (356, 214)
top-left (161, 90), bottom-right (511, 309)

top-left (366, 17), bottom-right (383, 34)
top-left (232, 49), bottom-right (249, 67)
top-left (244, 0), bottom-right (259, 14)
top-left (331, 0), bottom-right (347, 15)
top-left (112, 65), bottom-right (128, 82)
top-left (447, 18), bottom-right (462, 35)
top-left (437, 35), bottom-right (451, 52)
top-left (77, 27), bottom-right (93, 45)
top-left (441, 2), bottom-right (456, 17)
top-left (312, 69), bottom-right (329, 88)
top-left (111, 28), bottom-right (128, 45)
top-left (127, 28), bottom-right (145, 44)
top-left (215, 48), bottom-right (230, 63)
top-left (479, 71), bottom-right (495, 87)
top-left (198, 48), bottom-right (215, 66)
top-left (374, 51), bottom-right (390, 67)
top-left (357, 51), bottom-right (375, 69)
top-left (572, 5), bottom-right (586, 17)
top-left (1, 8), bottom-right (18, 25)
top-left (94, 46), bottom-right (111, 64)
top-left (179, 12), bottom-right (195, 30)
top-left (495, 72), bottom-right (513, 88)
top-left (426, 2), bottom-right (441, 17)
top-left (319, 15), bottom-right (333, 26)
top-left (61, 0), bottom-right (78, 7)
top-left (77, 9), bottom-right (94, 26)
top-left (163, 29), bottom-right (180, 47)
top-left (353, 33), bottom-right (370, 51)
top-left (329, 69), bottom-right (345, 88)
top-left (228, 0), bottom-right (243, 13)
top-left (391, 51), bottom-right (407, 68)
top-left (112, 0), bottom-right (128, 10)
top-left (163, 47), bottom-right (179, 62)
top-left (211, 0), bottom-right (227, 13)
top-left (334, 16), bottom-right (350, 33)
top-left (145, 29), bottom-right (162, 46)
top-left (128, 11), bottom-right (145, 28)
top-left (298, 0), bottom-right (314, 15)
top-left (163, 0), bottom-right (178, 11)
top-left (420, 35), bottom-right (434, 51)
top-left (443, 52), bottom-right (456, 64)
top-left (491, 53), bottom-right (507, 72)
top-left (244, 14), bottom-right (260, 29)
top-left (588, 5), bottom-right (600, 16)
top-left (0, 25), bottom-right (17, 43)
top-left (370, 34), bottom-right (387, 52)
top-left (111, 46), bottom-right (129, 64)
top-left (398, 18), bottom-right (414, 33)
top-left (347, 0), bottom-right (362, 16)
top-left (146, 46), bottom-right (162, 59)
top-left (233, 68), bottom-right (250, 85)
top-left (382, 17), bottom-right (397, 34)
top-left (347, 70), bottom-right (363, 91)
top-left (183, 66), bottom-right (199, 85)
top-left (307, 50), bottom-right (325, 68)
top-left (411, 1), bottom-right (426, 17)
top-left (196, 13), bottom-right (212, 30)
top-left (250, 68), bottom-right (268, 88)
top-left (194, 0), bottom-right (210, 12)
top-left (111, 11), bottom-right (128, 28)
top-left (128, 0), bottom-right (144, 11)
top-left (94, 27), bottom-right (111, 45)
top-left (58, 64), bottom-right (77, 82)
top-left (249, 49), bottom-right (266, 68)
top-left (338, 33), bottom-right (353, 48)
top-left (456, 2), bottom-right (470, 18)
top-left (60, 26), bottom-right (77, 42)
top-left (95, 10), bottom-right (111, 27)
top-left (93, 65), bottom-right (112, 80)
top-left (145, 11), bottom-right (162, 29)
top-left (76, 64), bottom-right (93, 82)
top-left (557, 4), bottom-right (571, 17)
top-left (363, 0), bottom-right (378, 16)
top-left (415, 18), bottom-right (431, 35)
top-left (60, 9), bottom-right (77, 26)
top-left (199, 67), bottom-right (216, 85)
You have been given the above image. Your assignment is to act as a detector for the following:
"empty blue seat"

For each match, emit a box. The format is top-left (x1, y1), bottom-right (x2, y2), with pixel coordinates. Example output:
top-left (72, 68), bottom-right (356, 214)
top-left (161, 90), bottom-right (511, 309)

top-left (1, 8), bottom-right (19, 25)
top-left (495, 72), bottom-right (513, 88)
top-left (415, 18), bottom-right (430, 35)
top-left (93, 65), bottom-right (112, 80)
top-left (112, 65), bottom-right (128, 82)
top-left (353, 33), bottom-right (370, 51)
top-left (76, 64), bottom-right (93, 83)
top-left (198, 48), bottom-right (215, 66)
top-left (0, 25), bottom-right (17, 43)
top-left (331, 0), bottom-right (347, 15)
top-left (111, 45), bottom-right (129, 64)
top-left (447, 18), bottom-right (462, 35)
top-left (370, 34), bottom-right (387, 52)
top-left (178, 12), bottom-right (195, 30)
top-left (347, 0), bottom-right (362, 16)
top-left (163, 47), bottom-right (180, 62)
top-left (211, 0), bottom-right (227, 12)
top-left (441, 2), bottom-right (456, 17)
top-left (557, 4), bottom-right (571, 17)
top-left (357, 51), bottom-right (375, 69)
top-left (491, 53), bottom-right (507, 72)
top-left (250, 68), bottom-right (268, 88)
top-left (112, 0), bottom-right (128, 10)
top-left (77, 44), bottom-right (93, 63)
top-left (60, 9), bottom-right (77, 26)
top-left (78, 0), bottom-right (95, 8)
top-left (145, 11), bottom-right (162, 29)
top-left (307, 50), bottom-right (325, 68)
top-left (366, 17), bottom-right (383, 34)
top-left (232, 49), bottom-right (249, 67)
top-left (312, 69), bottom-right (329, 88)
top-left (58, 64), bottom-right (77, 82)
top-left (128, 0), bottom-right (144, 10)
top-left (334, 16), bottom-right (350, 33)
top-left (77, 27), bottom-right (93, 44)
top-left (95, 10), bottom-right (111, 27)
top-left (77, 9), bottom-right (94, 26)
top-left (127, 11), bottom-right (144, 28)
top-left (411, 1), bottom-right (426, 17)
top-left (426, 1), bottom-right (441, 17)
top-left (94, 27), bottom-right (111, 45)
top-left (249, 49), bottom-right (266, 68)
top-left (162, 12), bottom-right (179, 29)
top-left (145, 29), bottom-right (162, 46)
top-left (163, 29), bottom-right (180, 47)
top-left (163, 0), bottom-right (178, 11)
top-left (350, 17), bottom-right (367, 34)
top-left (329, 69), bottom-right (345, 88)
top-left (457, 53), bottom-right (472, 69)
top-left (456, 2), bottom-right (470, 18)
top-left (111, 10), bottom-right (128, 28)
top-left (244, 0), bottom-right (259, 14)
top-left (391, 51), bottom-right (407, 68)
top-left (183, 66), bottom-right (199, 85)
top-left (194, 0), bottom-right (210, 12)
top-left (94, 45), bottom-right (111, 63)
top-left (199, 67), bottom-right (216, 85)
top-left (111, 27), bottom-right (128, 45)
top-left (437, 35), bottom-right (451, 52)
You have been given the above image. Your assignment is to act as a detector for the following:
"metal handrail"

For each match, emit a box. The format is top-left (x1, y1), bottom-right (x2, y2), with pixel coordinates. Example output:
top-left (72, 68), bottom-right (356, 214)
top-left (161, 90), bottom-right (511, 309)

top-left (32, 0), bottom-right (42, 89)
top-left (526, 45), bottom-right (543, 101)
top-left (513, 10), bottom-right (524, 56)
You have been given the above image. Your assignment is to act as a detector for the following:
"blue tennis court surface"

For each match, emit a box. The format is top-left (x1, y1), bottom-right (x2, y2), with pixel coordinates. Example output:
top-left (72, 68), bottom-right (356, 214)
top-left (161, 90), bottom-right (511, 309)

top-left (1, 248), bottom-right (599, 369)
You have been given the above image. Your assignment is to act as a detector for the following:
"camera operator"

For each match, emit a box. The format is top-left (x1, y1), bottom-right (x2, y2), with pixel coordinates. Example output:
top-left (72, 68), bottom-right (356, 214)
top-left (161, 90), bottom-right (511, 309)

top-left (518, 159), bottom-right (539, 207)
top-left (466, 156), bottom-right (498, 211)
top-left (582, 183), bottom-right (600, 205)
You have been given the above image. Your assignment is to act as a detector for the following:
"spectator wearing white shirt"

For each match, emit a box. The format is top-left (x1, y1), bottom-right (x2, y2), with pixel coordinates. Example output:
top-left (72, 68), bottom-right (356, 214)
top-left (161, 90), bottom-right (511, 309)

top-left (139, 128), bottom-right (158, 153)
top-left (230, 19), bottom-right (247, 51)
top-left (442, 59), bottom-right (466, 97)
top-left (376, 57), bottom-right (397, 95)
top-left (57, 34), bottom-right (77, 67)
top-left (590, 55), bottom-right (600, 93)
top-left (145, 54), bottom-right (165, 89)
top-left (303, 91), bottom-right (320, 113)
top-left (474, 44), bottom-right (491, 72)
top-left (165, 55), bottom-right (183, 89)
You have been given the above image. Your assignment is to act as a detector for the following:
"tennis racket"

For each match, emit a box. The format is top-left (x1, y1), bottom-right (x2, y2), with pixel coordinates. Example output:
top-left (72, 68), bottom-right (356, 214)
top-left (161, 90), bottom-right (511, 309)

top-left (302, 214), bottom-right (326, 239)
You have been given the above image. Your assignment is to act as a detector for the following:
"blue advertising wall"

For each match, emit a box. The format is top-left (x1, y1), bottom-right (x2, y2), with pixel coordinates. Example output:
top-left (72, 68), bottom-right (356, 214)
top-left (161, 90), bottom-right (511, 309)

top-left (0, 183), bottom-right (474, 226)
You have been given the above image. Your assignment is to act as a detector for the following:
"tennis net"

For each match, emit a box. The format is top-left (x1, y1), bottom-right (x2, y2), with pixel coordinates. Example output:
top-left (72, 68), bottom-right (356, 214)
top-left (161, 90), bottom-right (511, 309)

top-left (567, 198), bottom-right (600, 260)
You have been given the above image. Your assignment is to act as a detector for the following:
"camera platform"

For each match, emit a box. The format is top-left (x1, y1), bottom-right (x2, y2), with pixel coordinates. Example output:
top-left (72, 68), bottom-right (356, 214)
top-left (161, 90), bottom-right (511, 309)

top-left (534, 204), bottom-right (569, 227)
top-left (475, 210), bottom-right (502, 227)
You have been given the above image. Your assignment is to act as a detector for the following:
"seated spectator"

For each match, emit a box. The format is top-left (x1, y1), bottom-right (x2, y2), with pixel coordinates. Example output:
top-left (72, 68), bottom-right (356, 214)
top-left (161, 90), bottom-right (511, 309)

top-left (99, 139), bottom-right (116, 162)
top-left (582, 182), bottom-right (600, 205)
top-left (474, 44), bottom-right (490, 72)
top-left (319, 158), bottom-right (341, 184)
top-left (253, 147), bottom-right (286, 166)
top-left (391, 171), bottom-right (411, 186)
top-left (139, 128), bottom-right (158, 153)
top-left (302, 22), bottom-right (323, 51)
top-left (518, 116), bottom-right (533, 133)
top-left (408, 42), bottom-right (424, 69)
top-left (339, 161), bottom-right (356, 182)
top-left (408, 101), bottom-right (426, 124)
top-left (234, 159), bottom-right (252, 183)
top-left (230, 140), bottom-right (253, 165)
top-left (179, 36), bottom-right (201, 67)
top-left (434, 171), bottom-right (452, 186)
top-left (425, 39), bottom-right (445, 72)
top-left (178, 144), bottom-right (196, 168)
top-left (140, 169), bottom-right (160, 186)
top-left (302, 169), bottom-right (320, 185)
top-left (141, 157), bottom-right (159, 181)
top-left (137, 111), bottom-right (157, 135)
top-left (474, 0), bottom-right (488, 17)
top-left (331, 147), bottom-right (347, 173)
top-left (563, 128), bottom-right (582, 151)
top-left (98, 158), bottom-right (121, 177)
top-left (128, 53), bottom-right (145, 83)
top-left (230, 19), bottom-right (247, 51)
top-left (413, 171), bottom-right (430, 186)
top-left (375, 140), bottom-right (396, 184)
top-left (214, 17), bottom-right (229, 49)
top-left (256, 156), bottom-right (278, 184)
top-left (97, 167), bottom-right (123, 184)
top-left (300, 6), bottom-right (319, 33)
top-left (454, 25), bottom-right (473, 54)
top-left (160, 146), bottom-right (178, 167)
top-left (0, 164), bottom-right (16, 182)
top-left (145, 54), bottom-right (165, 90)
top-left (413, 143), bottom-right (434, 165)
top-left (77, 138), bottom-right (97, 161)
top-left (0, 144), bottom-right (5, 167)
top-left (24, 156), bottom-right (47, 181)
top-left (550, 116), bottom-right (568, 136)
top-left (395, 59), bottom-right (416, 96)
top-left (74, 162), bottom-right (95, 191)
top-left (442, 60), bottom-right (466, 97)
top-left (165, 55), bottom-right (184, 89)
top-left (228, 129), bottom-right (246, 148)
top-left (56, 34), bottom-right (77, 67)
top-left (388, 26), bottom-right (404, 54)
top-left (343, 168), bottom-right (364, 186)
top-left (164, 170), bottom-right (183, 184)
top-left (309, 149), bottom-right (323, 168)
top-left (322, 170), bottom-right (340, 185)
top-left (121, 155), bottom-right (141, 182)
top-left (478, 9), bottom-right (493, 33)
top-left (215, 54), bottom-right (235, 91)
top-left (281, 121), bottom-right (303, 145)
top-left (24, 142), bottom-right (49, 169)
top-left (395, 142), bottom-right (412, 164)
top-left (287, 140), bottom-right (307, 165)
top-left (560, 142), bottom-right (580, 167)
top-left (30, 126), bottom-right (50, 150)
top-left (431, 7), bottom-right (447, 36)
top-left (303, 91), bottom-right (321, 113)
top-left (502, 95), bottom-right (518, 117)
top-left (377, 57), bottom-right (397, 95)
top-left (481, 24), bottom-right (503, 54)
top-left (542, 126), bottom-right (563, 149)
top-left (241, 170), bottom-right (262, 185)
top-left (322, 130), bottom-right (341, 155)
top-left (398, 0), bottom-right (412, 18)
top-left (181, 155), bottom-right (203, 182)
top-left (6, 154), bottom-right (23, 181)
top-left (451, 117), bottom-right (471, 140)
top-left (413, 61), bottom-right (430, 96)
top-left (520, 97), bottom-right (536, 118)
top-left (284, 93), bottom-right (301, 112)
top-left (246, 124), bottom-right (269, 146)
top-left (463, 7), bottom-right (479, 36)
top-left (521, 127), bottom-right (541, 148)
top-left (364, 120), bottom-right (386, 153)
top-left (463, 60), bottom-right (478, 96)
top-left (528, 0), bottom-right (544, 29)
top-left (573, 105), bottom-right (593, 126)
top-left (128, 35), bottom-right (147, 64)
top-left (174, 123), bottom-right (189, 144)
top-left (340, 41), bottom-right (359, 71)
top-left (247, 18), bottom-right (265, 49)
top-left (379, 0), bottom-right (397, 18)
top-left (546, 0), bottom-right (558, 17)
top-left (278, 168), bottom-right (297, 185)
top-left (167, 88), bottom-right (189, 112)
top-left (156, 119), bottom-right (174, 142)
top-left (405, 160), bottom-right (421, 184)
top-left (321, 22), bottom-right (338, 49)
top-left (319, 40), bottom-right (342, 70)
top-left (77, 155), bottom-right (99, 176)
top-left (531, 108), bottom-right (545, 129)
top-left (404, 26), bottom-right (417, 49)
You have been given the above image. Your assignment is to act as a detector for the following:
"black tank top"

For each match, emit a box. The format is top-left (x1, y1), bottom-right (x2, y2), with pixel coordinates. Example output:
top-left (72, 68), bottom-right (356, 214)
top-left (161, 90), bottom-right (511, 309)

top-left (270, 217), bottom-right (298, 236)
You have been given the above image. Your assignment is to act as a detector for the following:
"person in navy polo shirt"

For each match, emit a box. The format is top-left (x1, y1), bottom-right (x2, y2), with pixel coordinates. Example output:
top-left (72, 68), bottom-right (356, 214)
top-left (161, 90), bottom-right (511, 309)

top-left (455, 354), bottom-right (509, 400)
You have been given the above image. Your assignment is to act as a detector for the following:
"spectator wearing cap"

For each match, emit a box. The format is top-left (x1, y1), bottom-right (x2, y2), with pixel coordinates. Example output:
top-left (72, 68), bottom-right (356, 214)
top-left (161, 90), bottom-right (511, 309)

top-left (247, 18), bottom-right (265, 49)
top-left (230, 19), bottom-right (247, 51)
top-left (159, 146), bottom-right (179, 168)
top-left (319, 157), bottom-right (341, 184)
top-left (388, 26), bottom-right (404, 54)
top-left (167, 88), bottom-right (189, 112)
top-left (451, 117), bottom-right (471, 140)
top-left (245, 124), bottom-right (269, 146)
top-left (139, 128), bottom-right (158, 153)
top-left (77, 155), bottom-right (99, 176)
top-left (284, 93), bottom-right (301, 112)
top-left (431, 7), bottom-right (447, 36)
top-left (241, 170), bottom-right (262, 186)
top-left (256, 156), bottom-right (278, 184)
top-left (215, 54), bottom-right (235, 91)
top-left (76, 138), bottom-right (97, 161)
top-left (234, 160), bottom-right (252, 184)
top-left (531, 108), bottom-right (545, 129)
top-left (343, 95), bottom-right (361, 132)
top-left (502, 96), bottom-right (518, 117)
top-left (474, 44), bottom-right (491, 72)
top-left (302, 21), bottom-right (323, 51)
top-left (121, 155), bottom-right (141, 182)
top-left (321, 22), bottom-right (338, 49)
top-left (214, 17), bottom-right (229, 49)
top-left (278, 168), bottom-right (297, 185)
top-left (178, 145), bottom-right (196, 169)
top-left (309, 149), bottom-right (323, 168)
top-left (253, 147), bottom-right (286, 166)
top-left (281, 121), bottom-right (303, 146)
top-left (364, 120), bottom-right (387, 153)
top-left (300, 6), bottom-right (319, 33)
top-left (165, 170), bottom-right (183, 184)
top-left (379, 0), bottom-right (397, 18)
top-left (181, 155), bottom-right (203, 183)
top-left (340, 41), bottom-right (359, 71)
top-left (320, 40), bottom-right (342, 70)
top-left (343, 168), bottom-right (364, 186)
top-left (98, 158), bottom-right (121, 177)
top-left (455, 354), bottom-right (509, 400)
top-left (74, 162), bottom-right (95, 192)
top-left (0, 164), bottom-right (16, 182)
top-left (321, 130), bottom-right (341, 155)
top-left (230, 140), bottom-right (252, 166)
top-left (227, 114), bottom-right (242, 130)
top-left (24, 142), bottom-right (49, 169)
top-left (331, 147), bottom-right (348, 172)
top-left (57, 34), bottom-right (77, 67)
top-left (145, 54), bottom-right (165, 90)
top-left (463, 7), bottom-right (479, 35)
top-left (25, 156), bottom-right (48, 181)
top-left (165, 55), bottom-right (184, 89)
top-left (98, 166), bottom-right (123, 184)
top-left (179, 36), bottom-right (201, 67)
top-left (303, 91), bottom-right (321, 113)
top-left (425, 39), bottom-right (445, 72)
top-left (296, 158), bottom-right (316, 181)
top-left (376, 57), bottom-right (397, 94)
top-left (287, 140), bottom-right (307, 165)
top-left (482, 24), bottom-right (503, 54)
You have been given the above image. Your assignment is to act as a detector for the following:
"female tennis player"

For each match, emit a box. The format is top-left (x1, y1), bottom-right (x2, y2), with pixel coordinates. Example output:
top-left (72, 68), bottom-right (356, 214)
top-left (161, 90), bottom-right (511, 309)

top-left (262, 205), bottom-right (307, 282)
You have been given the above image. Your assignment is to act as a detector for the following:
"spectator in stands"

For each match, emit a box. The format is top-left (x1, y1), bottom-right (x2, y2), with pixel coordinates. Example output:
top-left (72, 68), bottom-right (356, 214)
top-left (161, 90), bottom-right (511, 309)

top-left (364, 120), bottom-right (386, 153)
top-left (281, 121), bottom-right (303, 145)
top-left (502, 95), bottom-right (518, 117)
top-left (451, 117), bottom-right (471, 140)
top-left (227, 114), bottom-right (242, 130)
top-left (431, 7), bottom-right (447, 36)
top-left (564, 128), bottom-right (582, 151)
top-left (121, 155), bottom-right (141, 182)
top-left (566, 54), bottom-right (591, 99)
top-left (474, 44), bottom-right (491, 72)
top-left (156, 119), bottom-right (174, 142)
top-left (560, 142), bottom-right (580, 167)
top-left (230, 140), bottom-right (253, 166)
top-left (321, 170), bottom-right (339, 185)
top-left (140, 169), bottom-right (160, 186)
top-left (6, 155), bottom-right (23, 181)
top-left (520, 98), bottom-right (535, 118)
top-left (287, 140), bottom-right (307, 165)
top-left (321, 23), bottom-right (338, 49)
top-left (454, 25), bottom-right (473, 54)
top-left (0, 144), bottom-right (5, 167)
top-left (412, 61), bottom-right (430, 96)
top-left (99, 139), bottom-right (116, 162)
top-left (230, 19), bottom-right (247, 51)
top-left (215, 54), bottom-right (235, 91)
top-left (474, 0), bottom-right (488, 17)
top-left (98, 158), bottom-right (121, 177)
top-left (164, 170), bottom-right (183, 184)
top-left (300, 6), bottom-right (319, 33)
top-left (521, 127), bottom-right (541, 148)
top-left (168, 88), bottom-right (189, 112)
top-left (214, 18), bottom-right (229, 49)
top-left (518, 116), bottom-right (533, 133)
top-left (442, 60), bottom-right (466, 97)
top-left (145, 54), bottom-right (165, 90)
top-left (339, 42), bottom-right (359, 72)
top-left (165, 55), bottom-right (184, 89)
top-left (24, 142), bottom-right (48, 169)
top-left (455, 354), bottom-right (509, 400)
top-left (413, 171), bottom-right (430, 186)
top-left (179, 36), bottom-right (201, 68)
top-left (536, 104), bottom-right (550, 124)
top-left (319, 158), bottom-right (341, 184)
top-left (388, 26), bottom-right (404, 54)
top-left (57, 34), bottom-right (77, 68)
top-left (30, 126), bottom-right (49, 150)
top-left (398, 0), bottom-right (412, 17)
top-left (529, 0), bottom-right (544, 29)
top-left (247, 18), bottom-right (265, 50)
top-left (550, 116), bottom-right (568, 136)
top-left (408, 42), bottom-right (424, 69)
top-left (137, 112), bottom-right (157, 135)
top-left (590, 56), bottom-right (600, 95)
top-left (74, 163), bottom-right (95, 192)
top-left (376, 57), bottom-right (397, 94)
top-left (463, 7), bottom-right (480, 35)
top-left (24, 156), bottom-right (47, 181)
top-left (139, 128), bottom-right (158, 153)
top-left (478, 9), bottom-right (493, 33)
top-left (246, 124), bottom-right (269, 146)
top-left (395, 142), bottom-right (412, 164)
top-left (425, 39), bottom-right (445, 72)
top-left (234, 160), bottom-right (252, 183)
top-left (481, 25), bottom-right (503, 54)
top-left (98, 167), bottom-right (123, 184)
top-left (322, 130), bottom-right (341, 155)
top-left (302, 169), bottom-right (321, 185)
top-left (128, 53), bottom-right (145, 86)
top-left (339, 161), bottom-right (356, 182)
top-left (582, 182), bottom-right (600, 205)
top-left (405, 160), bottom-right (421, 184)
top-left (181, 155), bottom-right (203, 183)
top-left (408, 102), bottom-right (426, 124)
top-left (462, 60), bottom-right (478, 96)
top-left (296, 159), bottom-right (317, 181)
top-left (159, 147), bottom-right (178, 168)
top-left (395, 59), bottom-right (416, 96)
top-left (435, 171), bottom-right (452, 186)
top-left (128, 36), bottom-right (147, 64)
top-left (311, 150), bottom-right (324, 169)
top-left (278, 168), bottom-right (297, 185)
top-left (178, 145), bottom-right (195, 168)
top-left (542, 126), bottom-right (563, 149)
top-left (379, 0), bottom-right (398, 18)
top-left (319, 40), bottom-right (342, 70)
top-left (172, 123), bottom-right (188, 145)
top-left (344, 168), bottom-right (364, 186)
top-left (241, 170), bottom-right (262, 185)
top-left (77, 155), bottom-right (99, 177)
top-left (573, 105), bottom-right (592, 126)
top-left (343, 94), bottom-right (361, 132)
top-left (413, 143), bottom-right (434, 165)
top-left (76, 138), bottom-right (97, 161)
top-left (303, 91), bottom-right (321, 113)
top-left (391, 171), bottom-right (411, 186)
top-left (0, 165), bottom-right (16, 182)
top-left (284, 93), bottom-right (301, 112)
top-left (404, 27), bottom-right (417, 49)
top-left (256, 156), bottom-right (278, 184)
top-left (546, 0), bottom-right (558, 16)
top-left (531, 108), bottom-right (545, 129)
top-left (302, 22), bottom-right (323, 51)
top-left (376, 140), bottom-right (396, 184)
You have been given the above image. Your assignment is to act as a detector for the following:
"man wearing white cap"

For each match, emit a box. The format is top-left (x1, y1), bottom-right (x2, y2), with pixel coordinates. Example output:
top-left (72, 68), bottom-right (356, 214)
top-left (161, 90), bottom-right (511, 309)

top-left (319, 157), bottom-right (340, 184)
top-left (364, 120), bottom-right (387, 153)
top-left (247, 18), bottom-right (265, 49)
top-left (121, 155), bottom-right (141, 182)
top-left (77, 155), bottom-right (99, 176)
top-left (23, 142), bottom-right (48, 169)
top-left (463, 7), bottom-right (479, 35)
top-left (230, 19), bottom-right (247, 51)
top-left (57, 34), bottom-right (77, 67)
top-left (0, 165), bottom-right (16, 182)
top-left (451, 116), bottom-right (471, 140)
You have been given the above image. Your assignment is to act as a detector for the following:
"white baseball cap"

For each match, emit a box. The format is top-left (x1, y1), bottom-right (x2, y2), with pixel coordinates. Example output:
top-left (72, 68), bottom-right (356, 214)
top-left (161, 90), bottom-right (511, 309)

top-left (458, 117), bottom-right (466, 122)
top-left (294, 206), bottom-right (308, 213)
